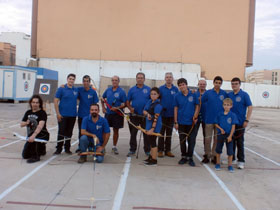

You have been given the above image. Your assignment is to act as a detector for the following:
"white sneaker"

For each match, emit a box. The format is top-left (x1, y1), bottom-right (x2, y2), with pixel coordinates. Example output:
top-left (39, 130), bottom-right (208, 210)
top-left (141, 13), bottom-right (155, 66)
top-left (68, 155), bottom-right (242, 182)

top-left (232, 160), bottom-right (237, 165)
top-left (238, 162), bottom-right (244, 169)
top-left (112, 147), bottom-right (119, 155)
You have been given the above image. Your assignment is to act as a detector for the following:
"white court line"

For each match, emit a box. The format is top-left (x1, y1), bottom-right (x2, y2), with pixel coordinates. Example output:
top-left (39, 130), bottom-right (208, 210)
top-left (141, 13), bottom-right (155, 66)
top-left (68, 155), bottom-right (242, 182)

top-left (0, 126), bottom-right (58, 150)
top-left (246, 131), bottom-right (280, 145)
top-left (245, 147), bottom-right (280, 167)
top-left (111, 157), bottom-right (131, 210)
top-left (0, 124), bottom-right (20, 131)
top-left (174, 129), bottom-right (246, 210)
top-left (0, 140), bottom-right (79, 201)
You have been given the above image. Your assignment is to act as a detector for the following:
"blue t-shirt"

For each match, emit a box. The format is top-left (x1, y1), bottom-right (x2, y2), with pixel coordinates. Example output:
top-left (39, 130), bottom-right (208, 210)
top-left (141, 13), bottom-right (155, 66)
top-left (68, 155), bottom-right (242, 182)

top-left (102, 87), bottom-right (127, 115)
top-left (81, 115), bottom-right (110, 146)
top-left (228, 89), bottom-right (252, 126)
top-left (201, 88), bottom-right (228, 124)
top-left (144, 99), bottom-right (162, 133)
top-left (127, 85), bottom-right (151, 115)
top-left (159, 84), bottom-right (179, 117)
top-left (55, 84), bottom-right (78, 117)
top-left (78, 87), bottom-right (99, 118)
top-left (215, 111), bottom-right (239, 134)
top-left (174, 91), bottom-right (199, 125)
top-left (195, 90), bottom-right (207, 123)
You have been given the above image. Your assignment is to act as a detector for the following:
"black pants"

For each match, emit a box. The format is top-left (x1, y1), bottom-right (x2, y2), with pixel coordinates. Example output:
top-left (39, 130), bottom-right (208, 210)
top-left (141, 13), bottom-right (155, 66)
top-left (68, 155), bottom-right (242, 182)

top-left (193, 120), bottom-right (206, 145)
top-left (128, 115), bottom-right (149, 153)
top-left (149, 135), bottom-right (157, 148)
top-left (178, 124), bottom-right (196, 158)
top-left (158, 117), bottom-right (174, 152)
top-left (78, 117), bottom-right (83, 139)
top-left (56, 117), bottom-right (76, 151)
top-left (233, 125), bottom-right (245, 162)
top-left (22, 142), bottom-right (46, 159)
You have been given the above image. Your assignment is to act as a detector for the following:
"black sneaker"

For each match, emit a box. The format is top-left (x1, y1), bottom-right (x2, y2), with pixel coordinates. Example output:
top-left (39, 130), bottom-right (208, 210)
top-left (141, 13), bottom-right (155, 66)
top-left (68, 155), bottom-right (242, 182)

top-left (143, 155), bottom-right (152, 163)
top-left (65, 150), bottom-right (73, 155)
top-left (53, 150), bottom-right (62, 155)
top-left (39, 150), bottom-right (46, 156)
top-left (144, 159), bottom-right (157, 166)
top-left (75, 148), bottom-right (81, 153)
top-left (27, 157), bottom-right (40, 163)
top-left (188, 159), bottom-right (195, 167)
top-left (201, 155), bottom-right (210, 164)
top-left (211, 156), bottom-right (217, 164)
top-left (178, 158), bottom-right (188, 165)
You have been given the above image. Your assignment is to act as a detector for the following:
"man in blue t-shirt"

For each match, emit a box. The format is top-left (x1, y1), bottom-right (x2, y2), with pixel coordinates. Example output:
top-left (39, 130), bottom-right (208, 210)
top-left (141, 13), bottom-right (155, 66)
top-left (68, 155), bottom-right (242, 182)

top-left (54, 73), bottom-right (78, 155)
top-left (126, 72), bottom-right (151, 156)
top-left (174, 78), bottom-right (199, 167)
top-left (201, 76), bottom-right (228, 164)
top-left (228, 77), bottom-right (253, 169)
top-left (101, 76), bottom-right (127, 155)
top-left (158, 72), bottom-right (178, 158)
top-left (193, 79), bottom-right (207, 161)
top-left (78, 104), bottom-right (110, 163)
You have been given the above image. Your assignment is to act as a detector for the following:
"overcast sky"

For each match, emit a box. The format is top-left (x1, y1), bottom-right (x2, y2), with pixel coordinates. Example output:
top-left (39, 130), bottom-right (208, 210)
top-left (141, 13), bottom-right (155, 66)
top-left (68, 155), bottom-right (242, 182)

top-left (0, 0), bottom-right (279, 72)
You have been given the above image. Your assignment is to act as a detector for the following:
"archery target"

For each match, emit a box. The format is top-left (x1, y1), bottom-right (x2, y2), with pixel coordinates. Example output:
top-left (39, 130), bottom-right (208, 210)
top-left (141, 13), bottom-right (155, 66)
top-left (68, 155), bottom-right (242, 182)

top-left (39, 84), bottom-right (50, 95)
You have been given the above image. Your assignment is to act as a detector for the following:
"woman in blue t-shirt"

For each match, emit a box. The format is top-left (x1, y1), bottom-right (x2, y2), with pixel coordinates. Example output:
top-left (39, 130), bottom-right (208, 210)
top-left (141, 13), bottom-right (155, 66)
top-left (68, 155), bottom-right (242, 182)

top-left (143, 87), bottom-right (162, 166)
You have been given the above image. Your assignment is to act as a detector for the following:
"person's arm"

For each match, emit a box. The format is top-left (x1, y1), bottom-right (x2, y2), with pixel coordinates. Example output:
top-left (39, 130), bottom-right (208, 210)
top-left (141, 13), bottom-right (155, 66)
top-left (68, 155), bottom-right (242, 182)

top-left (126, 100), bottom-right (134, 113)
top-left (147, 113), bottom-right (160, 135)
top-left (20, 121), bottom-right (29, 127)
top-left (193, 104), bottom-right (200, 123)
top-left (215, 124), bottom-right (225, 134)
top-left (174, 106), bottom-right (178, 130)
top-left (81, 129), bottom-right (97, 139)
top-left (243, 106), bottom-right (253, 128)
top-left (227, 124), bottom-right (236, 142)
top-left (28, 121), bottom-right (45, 142)
top-left (54, 98), bottom-right (62, 122)
top-left (101, 98), bottom-right (107, 114)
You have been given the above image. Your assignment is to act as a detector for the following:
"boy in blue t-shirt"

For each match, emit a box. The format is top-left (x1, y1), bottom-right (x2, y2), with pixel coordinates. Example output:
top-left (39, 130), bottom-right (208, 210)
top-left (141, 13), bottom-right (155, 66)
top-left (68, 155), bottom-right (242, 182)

top-left (214, 98), bottom-right (239, 172)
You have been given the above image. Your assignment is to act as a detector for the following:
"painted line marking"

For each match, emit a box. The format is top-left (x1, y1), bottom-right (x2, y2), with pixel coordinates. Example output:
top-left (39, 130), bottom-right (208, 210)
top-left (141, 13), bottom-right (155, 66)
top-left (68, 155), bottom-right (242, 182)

top-left (246, 131), bottom-right (280, 144)
top-left (0, 124), bottom-right (20, 131)
top-left (0, 140), bottom-right (78, 201)
top-left (245, 146), bottom-right (280, 167)
top-left (133, 207), bottom-right (198, 210)
top-left (174, 129), bottom-right (246, 210)
top-left (6, 201), bottom-right (95, 209)
top-left (111, 157), bottom-right (131, 210)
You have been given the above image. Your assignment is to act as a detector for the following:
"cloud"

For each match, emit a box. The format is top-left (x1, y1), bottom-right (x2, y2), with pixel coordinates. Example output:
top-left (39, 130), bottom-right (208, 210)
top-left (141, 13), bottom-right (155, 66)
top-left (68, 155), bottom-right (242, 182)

top-left (0, 0), bottom-right (32, 35)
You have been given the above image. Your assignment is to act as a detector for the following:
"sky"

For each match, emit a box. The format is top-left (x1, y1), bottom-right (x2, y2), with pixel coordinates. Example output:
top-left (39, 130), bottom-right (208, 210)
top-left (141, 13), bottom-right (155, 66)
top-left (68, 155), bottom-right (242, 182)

top-left (0, 0), bottom-right (279, 72)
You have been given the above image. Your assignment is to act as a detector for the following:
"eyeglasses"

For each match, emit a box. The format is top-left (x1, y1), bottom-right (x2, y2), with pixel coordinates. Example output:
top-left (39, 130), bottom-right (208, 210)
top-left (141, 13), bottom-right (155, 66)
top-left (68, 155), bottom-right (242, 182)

top-left (231, 83), bottom-right (239, 85)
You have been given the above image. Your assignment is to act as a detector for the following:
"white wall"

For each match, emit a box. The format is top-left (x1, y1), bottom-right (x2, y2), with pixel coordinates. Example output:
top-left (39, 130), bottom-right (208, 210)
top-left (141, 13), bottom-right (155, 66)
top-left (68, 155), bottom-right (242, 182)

top-left (0, 32), bottom-right (31, 66)
top-left (0, 69), bottom-right (3, 97)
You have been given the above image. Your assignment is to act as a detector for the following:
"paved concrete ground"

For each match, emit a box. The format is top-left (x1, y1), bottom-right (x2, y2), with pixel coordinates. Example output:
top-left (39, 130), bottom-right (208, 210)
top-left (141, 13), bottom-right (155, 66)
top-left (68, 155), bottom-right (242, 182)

top-left (0, 103), bottom-right (279, 210)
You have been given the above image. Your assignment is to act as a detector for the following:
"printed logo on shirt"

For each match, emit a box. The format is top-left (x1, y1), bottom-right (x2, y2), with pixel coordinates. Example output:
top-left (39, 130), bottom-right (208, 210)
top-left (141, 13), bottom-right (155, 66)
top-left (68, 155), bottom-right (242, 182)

top-left (114, 92), bottom-right (119, 98)
top-left (236, 96), bottom-right (241, 102)
top-left (188, 96), bottom-right (193, 102)
top-left (171, 90), bottom-right (176, 95)
top-left (219, 95), bottom-right (224, 101)
top-left (73, 91), bottom-right (78, 96)
top-left (96, 125), bottom-right (102, 130)
top-left (88, 94), bottom-right (93, 99)
top-left (227, 117), bottom-right (232, 124)
top-left (143, 89), bottom-right (148, 94)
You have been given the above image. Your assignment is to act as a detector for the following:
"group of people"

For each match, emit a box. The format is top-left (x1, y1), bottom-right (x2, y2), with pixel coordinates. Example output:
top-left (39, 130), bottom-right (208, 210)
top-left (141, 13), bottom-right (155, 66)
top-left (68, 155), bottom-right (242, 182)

top-left (21, 72), bottom-right (252, 171)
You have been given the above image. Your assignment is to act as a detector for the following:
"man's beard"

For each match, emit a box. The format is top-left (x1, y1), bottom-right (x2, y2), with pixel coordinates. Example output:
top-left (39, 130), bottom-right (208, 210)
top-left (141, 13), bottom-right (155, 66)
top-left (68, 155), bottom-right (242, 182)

top-left (91, 113), bottom-right (98, 118)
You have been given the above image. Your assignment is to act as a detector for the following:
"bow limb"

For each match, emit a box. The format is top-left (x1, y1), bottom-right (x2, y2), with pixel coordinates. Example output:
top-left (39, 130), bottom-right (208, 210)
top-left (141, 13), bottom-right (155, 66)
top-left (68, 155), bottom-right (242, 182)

top-left (13, 132), bottom-right (48, 143)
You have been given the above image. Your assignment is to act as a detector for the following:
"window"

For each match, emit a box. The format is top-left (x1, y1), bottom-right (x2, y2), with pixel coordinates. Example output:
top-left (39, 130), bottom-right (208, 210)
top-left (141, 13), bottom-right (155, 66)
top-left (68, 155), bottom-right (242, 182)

top-left (23, 73), bottom-right (26, 80)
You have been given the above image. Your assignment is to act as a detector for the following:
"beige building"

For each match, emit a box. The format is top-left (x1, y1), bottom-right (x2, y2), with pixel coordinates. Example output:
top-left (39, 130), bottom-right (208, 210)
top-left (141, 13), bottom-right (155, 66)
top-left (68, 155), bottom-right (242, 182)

top-left (0, 42), bottom-right (16, 66)
top-left (246, 70), bottom-right (280, 85)
top-left (31, 0), bottom-right (255, 81)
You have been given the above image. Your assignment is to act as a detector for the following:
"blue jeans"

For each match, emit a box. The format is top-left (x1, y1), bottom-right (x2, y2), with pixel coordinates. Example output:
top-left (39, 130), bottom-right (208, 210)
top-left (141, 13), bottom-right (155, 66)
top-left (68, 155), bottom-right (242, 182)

top-left (80, 135), bottom-right (104, 163)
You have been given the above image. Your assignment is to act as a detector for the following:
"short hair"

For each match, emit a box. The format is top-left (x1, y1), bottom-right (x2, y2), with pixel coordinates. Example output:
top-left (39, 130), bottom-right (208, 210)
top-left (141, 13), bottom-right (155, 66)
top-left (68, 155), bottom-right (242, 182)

top-left (90, 103), bottom-right (100, 110)
top-left (213, 76), bottom-right (223, 83)
top-left (112, 75), bottom-right (120, 81)
top-left (165, 72), bottom-right (173, 77)
top-left (177, 78), bottom-right (188, 86)
top-left (223, 98), bottom-right (233, 105)
top-left (29, 94), bottom-right (43, 110)
top-left (67, 73), bottom-right (76, 79)
top-left (136, 72), bottom-right (145, 79)
top-left (231, 77), bottom-right (241, 84)
top-left (83, 75), bottom-right (91, 82)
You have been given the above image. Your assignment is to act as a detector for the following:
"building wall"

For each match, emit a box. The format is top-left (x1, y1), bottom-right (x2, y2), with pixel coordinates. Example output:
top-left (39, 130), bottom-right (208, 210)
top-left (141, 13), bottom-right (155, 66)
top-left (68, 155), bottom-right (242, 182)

top-left (0, 42), bottom-right (16, 66)
top-left (246, 69), bottom-right (280, 85)
top-left (0, 32), bottom-right (31, 66)
top-left (33, 0), bottom-right (255, 81)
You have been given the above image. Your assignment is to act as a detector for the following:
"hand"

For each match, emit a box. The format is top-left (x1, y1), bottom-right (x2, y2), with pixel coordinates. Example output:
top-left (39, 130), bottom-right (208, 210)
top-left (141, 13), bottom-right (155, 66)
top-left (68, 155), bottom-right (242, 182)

top-left (60, 84), bottom-right (65, 88)
top-left (147, 129), bottom-right (154, 136)
top-left (57, 114), bottom-right (63, 122)
top-left (26, 120), bottom-right (30, 126)
top-left (129, 107), bottom-right (135, 113)
top-left (28, 135), bottom-right (35, 142)
top-left (96, 146), bottom-right (104, 153)
top-left (220, 128), bottom-right (225, 134)
top-left (243, 121), bottom-right (248, 128)
top-left (193, 116), bottom-right (198, 124)
top-left (175, 123), bottom-right (179, 131)
top-left (147, 114), bottom-right (152, 120)
top-left (102, 107), bottom-right (107, 114)
top-left (227, 136), bottom-right (232, 142)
